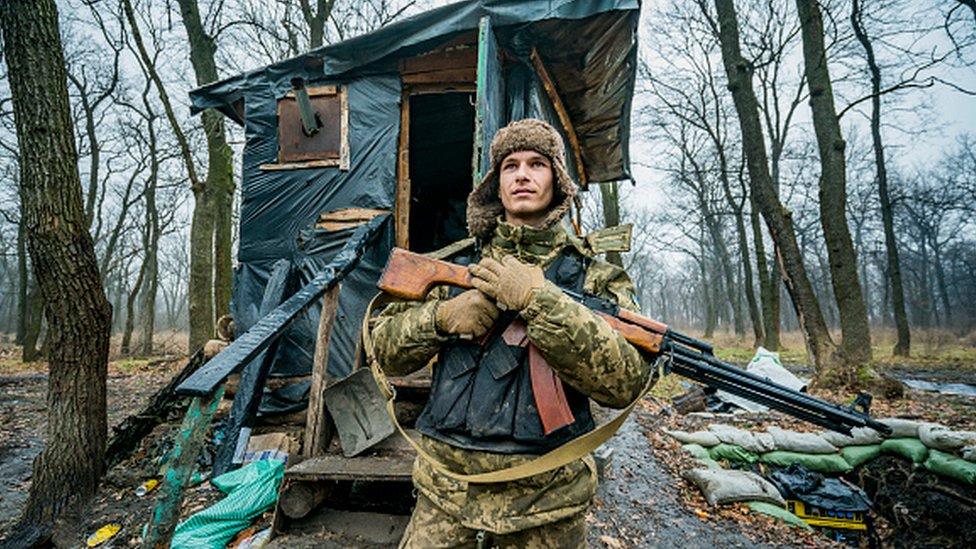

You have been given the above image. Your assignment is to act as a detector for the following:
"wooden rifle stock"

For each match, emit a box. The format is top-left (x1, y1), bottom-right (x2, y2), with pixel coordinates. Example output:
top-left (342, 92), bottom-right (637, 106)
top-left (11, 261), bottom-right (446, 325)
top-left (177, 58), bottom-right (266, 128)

top-left (378, 247), bottom-right (665, 354)
top-left (378, 247), bottom-right (474, 299)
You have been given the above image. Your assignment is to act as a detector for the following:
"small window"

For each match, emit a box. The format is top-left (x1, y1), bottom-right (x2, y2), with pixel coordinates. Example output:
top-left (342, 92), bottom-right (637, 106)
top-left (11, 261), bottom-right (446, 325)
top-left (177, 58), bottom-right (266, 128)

top-left (262, 84), bottom-right (349, 171)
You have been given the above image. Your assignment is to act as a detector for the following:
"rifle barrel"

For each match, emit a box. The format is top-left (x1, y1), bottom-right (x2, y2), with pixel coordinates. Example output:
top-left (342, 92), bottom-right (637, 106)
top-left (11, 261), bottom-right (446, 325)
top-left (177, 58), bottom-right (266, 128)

top-left (664, 342), bottom-right (891, 435)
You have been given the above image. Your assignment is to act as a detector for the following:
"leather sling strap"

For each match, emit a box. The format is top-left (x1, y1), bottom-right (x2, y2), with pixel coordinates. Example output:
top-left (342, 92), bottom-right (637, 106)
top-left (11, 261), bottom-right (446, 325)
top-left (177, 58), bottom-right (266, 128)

top-left (528, 342), bottom-right (576, 435)
top-left (360, 294), bottom-right (659, 484)
top-left (502, 318), bottom-right (575, 435)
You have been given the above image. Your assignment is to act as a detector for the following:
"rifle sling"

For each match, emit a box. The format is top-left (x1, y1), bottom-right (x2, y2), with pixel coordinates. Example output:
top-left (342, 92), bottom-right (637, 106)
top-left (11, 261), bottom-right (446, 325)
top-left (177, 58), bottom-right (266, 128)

top-left (361, 294), bottom-right (656, 484)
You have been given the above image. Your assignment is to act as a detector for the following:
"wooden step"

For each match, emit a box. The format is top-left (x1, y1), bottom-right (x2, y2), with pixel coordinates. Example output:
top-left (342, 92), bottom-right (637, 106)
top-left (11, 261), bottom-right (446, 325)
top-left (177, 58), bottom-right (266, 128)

top-left (285, 429), bottom-right (417, 482)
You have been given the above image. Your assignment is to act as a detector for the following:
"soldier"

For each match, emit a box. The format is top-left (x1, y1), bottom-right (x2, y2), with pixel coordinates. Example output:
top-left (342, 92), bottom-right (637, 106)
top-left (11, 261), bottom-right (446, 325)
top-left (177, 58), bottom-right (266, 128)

top-left (370, 118), bottom-right (651, 548)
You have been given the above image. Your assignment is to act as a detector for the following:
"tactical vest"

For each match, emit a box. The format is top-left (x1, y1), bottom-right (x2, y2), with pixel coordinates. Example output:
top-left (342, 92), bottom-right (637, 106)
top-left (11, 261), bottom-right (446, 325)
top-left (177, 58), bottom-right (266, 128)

top-left (414, 248), bottom-right (597, 455)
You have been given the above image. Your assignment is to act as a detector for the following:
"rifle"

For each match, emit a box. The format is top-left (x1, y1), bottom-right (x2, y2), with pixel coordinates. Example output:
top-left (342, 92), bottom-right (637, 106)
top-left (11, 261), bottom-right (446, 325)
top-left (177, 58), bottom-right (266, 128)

top-left (377, 247), bottom-right (891, 436)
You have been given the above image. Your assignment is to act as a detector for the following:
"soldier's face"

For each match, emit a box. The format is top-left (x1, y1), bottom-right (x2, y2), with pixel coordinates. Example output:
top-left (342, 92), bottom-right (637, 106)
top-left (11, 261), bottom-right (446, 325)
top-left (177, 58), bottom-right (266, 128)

top-left (497, 150), bottom-right (555, 228)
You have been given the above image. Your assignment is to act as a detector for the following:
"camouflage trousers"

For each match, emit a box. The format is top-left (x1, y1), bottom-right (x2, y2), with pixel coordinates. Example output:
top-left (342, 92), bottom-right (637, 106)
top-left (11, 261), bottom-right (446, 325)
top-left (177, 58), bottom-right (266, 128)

top-left (399, 494), bottom-right (587, 549)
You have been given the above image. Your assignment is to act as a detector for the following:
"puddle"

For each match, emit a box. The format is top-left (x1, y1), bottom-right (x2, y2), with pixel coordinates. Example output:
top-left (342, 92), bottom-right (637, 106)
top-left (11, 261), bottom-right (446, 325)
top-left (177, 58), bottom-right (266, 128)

top-left (899, 378), bottom-right (976, 398)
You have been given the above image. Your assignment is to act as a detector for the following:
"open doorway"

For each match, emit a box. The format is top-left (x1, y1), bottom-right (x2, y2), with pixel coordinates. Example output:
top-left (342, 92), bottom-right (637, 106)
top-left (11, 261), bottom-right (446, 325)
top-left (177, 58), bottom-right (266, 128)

top-left (407, 92), bottom-right (475, 253)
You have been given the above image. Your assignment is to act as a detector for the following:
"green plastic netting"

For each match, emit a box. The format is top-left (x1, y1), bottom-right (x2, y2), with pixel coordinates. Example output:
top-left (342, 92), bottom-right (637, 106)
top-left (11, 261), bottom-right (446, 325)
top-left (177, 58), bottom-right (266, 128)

top-left (170, 459), bottom-right (285, 549)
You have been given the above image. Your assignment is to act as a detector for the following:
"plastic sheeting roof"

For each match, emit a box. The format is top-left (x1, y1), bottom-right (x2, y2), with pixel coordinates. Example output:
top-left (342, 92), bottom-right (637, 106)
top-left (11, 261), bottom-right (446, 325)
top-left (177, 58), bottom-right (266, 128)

top-left (189, 0), bottom-right (640, 184)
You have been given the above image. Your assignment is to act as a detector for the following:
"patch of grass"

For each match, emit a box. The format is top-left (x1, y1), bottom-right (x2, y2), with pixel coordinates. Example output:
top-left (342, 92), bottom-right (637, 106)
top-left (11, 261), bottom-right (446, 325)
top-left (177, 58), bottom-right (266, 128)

top-left (713, 345), bottom-right (809, 366)
top-left (110, 357), bottom-right (152, 373)
top-left (650, 372), bottom-right (686, 400)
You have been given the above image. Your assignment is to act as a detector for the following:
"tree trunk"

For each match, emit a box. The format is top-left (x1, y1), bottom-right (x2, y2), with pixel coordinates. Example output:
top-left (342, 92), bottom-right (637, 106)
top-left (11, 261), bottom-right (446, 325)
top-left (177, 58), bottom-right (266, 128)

top-left (121, 262), bottom-right (147, 356)
top-left (139, 113), bottom-right (161, 356)
top-left (16, 217), bottom-right (27, 345)
top-left (750, 195), bottom-right (779, 350)
top-left (0, 1), bottom-right (113, 544)
top-left (599, 181), bottom-right (624, 267)
top-left (795, 0), bottom-right (873, 381)
top-left (720, 166), bottom-right (762, 344)
top-left (850, 0), bottom-right (910, 355)
top-left (122, 0), bottom-right (209, 352)
top-left (712, 0), bottom-right (837, 374)
top-left (298, 0), bottom-right (337, 49)
top-left (177, 0), bottom-right (235, 346)
top-left (22, 278), bottom-right (43, 362)
top-left (931, 240), bottom-right (952, 327)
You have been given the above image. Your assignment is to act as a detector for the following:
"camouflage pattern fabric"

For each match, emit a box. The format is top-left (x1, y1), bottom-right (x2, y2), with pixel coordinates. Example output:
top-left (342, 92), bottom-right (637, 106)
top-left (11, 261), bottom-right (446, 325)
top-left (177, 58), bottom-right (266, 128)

top-left (399, 493), bottom-right (587, 549)
top-left (369, 220), bottom-right (652, 535)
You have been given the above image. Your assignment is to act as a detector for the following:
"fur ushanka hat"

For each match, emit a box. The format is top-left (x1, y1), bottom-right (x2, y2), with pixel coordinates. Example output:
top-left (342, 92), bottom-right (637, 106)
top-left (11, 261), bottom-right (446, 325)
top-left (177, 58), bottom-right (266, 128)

top-left (466, 118), bottom-right (577, 241)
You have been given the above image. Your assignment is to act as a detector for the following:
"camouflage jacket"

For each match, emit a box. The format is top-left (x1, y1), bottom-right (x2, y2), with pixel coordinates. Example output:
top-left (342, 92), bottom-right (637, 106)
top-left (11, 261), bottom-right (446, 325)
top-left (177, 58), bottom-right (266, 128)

top-left (369, 221), bottom-right (650, 534)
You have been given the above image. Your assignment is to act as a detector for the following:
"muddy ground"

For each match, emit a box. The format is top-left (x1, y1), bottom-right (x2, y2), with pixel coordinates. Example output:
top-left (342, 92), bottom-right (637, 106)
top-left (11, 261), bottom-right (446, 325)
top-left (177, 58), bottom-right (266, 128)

top-left (1, 357), bottom-right (974, 547)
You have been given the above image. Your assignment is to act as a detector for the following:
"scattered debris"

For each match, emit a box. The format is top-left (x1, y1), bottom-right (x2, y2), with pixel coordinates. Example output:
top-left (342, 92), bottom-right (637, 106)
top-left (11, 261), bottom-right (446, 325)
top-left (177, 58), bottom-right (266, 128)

top-left (85, 523), bottom-right (121, 547)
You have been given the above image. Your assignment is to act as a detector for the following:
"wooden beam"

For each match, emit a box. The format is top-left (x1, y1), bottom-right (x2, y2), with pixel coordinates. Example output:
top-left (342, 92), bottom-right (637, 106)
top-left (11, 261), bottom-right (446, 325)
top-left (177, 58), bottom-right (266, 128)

top-left (303, 285), bottom-right (341, 458)
top-left (278, 480), bottom-right (330, 519)
top-left (260, 159), bottom-right (340, 171)
top-left (529, 48), bottom-right (589, 189)
top-left (395, 91), bottom-right (411, 249)
top-left (316, 207), bottom-right (390, 231)
top-left (211, 259), bottom-right (291, 477)
top-left (142, 387), bottom-right (225, 548)
top-left (283, 85), bottom-right (338, 98)
top-left (339, 86), bottom-right (350, 170)
top-left (406, 83), bottom-right (477, 95)
top-left (401, 67), bottom-right (477, 85)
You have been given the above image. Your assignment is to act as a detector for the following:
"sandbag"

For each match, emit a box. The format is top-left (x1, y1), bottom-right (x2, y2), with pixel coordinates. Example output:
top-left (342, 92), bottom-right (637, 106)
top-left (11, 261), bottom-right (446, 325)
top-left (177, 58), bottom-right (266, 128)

top-left (923, 449), bottom-right (976, 485)
top-left (820, 426), bottom-right (884, 447)
top-left (683, 444), bottom-right (722, 469)
top-left (708, 424), bottom-right (775, 454)
top-left (880, 438), bottom-right (930, 464)
top-left (878, 418), bottom-right (928, 438)
top-left (667, 429), bottom-right (721, 447)
top-left (964, 446), bottom-right (976, 463)
top-left (708, 443), bottom-right (760, 464)
top-left (759, 451), bottom-right (853, 474)
top-left (841, 445), bottom-right (883, 468)
top-left (918, 424), bottom-right (976, 452)
top-left (747, 501), bottom-right (812, 530)
top-left (767, 426), bottom-right (838, 454)
top-left (683, 468), bottom-right (785, 507)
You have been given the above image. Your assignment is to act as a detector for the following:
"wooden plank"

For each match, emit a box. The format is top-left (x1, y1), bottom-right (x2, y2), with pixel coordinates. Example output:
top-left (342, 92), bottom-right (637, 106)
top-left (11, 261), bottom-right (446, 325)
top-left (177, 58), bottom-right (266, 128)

top-left (339, 86), bottom-right (350, 170)
top-left (395, 91), bottom-right (411, 249)
top-left (400, 46), bottom-right (477, 74)
top-left (286, 455), bottom-right (414, 482)
top-left (530, 48), bottom-right (589, 189)
top-left (303, 285), bottom-right (341, 458)
top-left (318, 207), bottom-right (388, 223)
top-left (284, 85), bottom-right (338, 98)
top-left (142, 387), bottom-right (225, 549)
top-left (287, 430), bottom-right (417, 482)
top-left (406, 83), bottom-right (477, 95)
top-left (316, 208), bottom-right (390, 231)
top-left (212, 259), bottom-right (292, 477)
top-left (175, 216), bottom-right (389, 397)
top-left (401, 67), bottom-right (477, 84)
top-left (260, 159), bottom-right (340, 171)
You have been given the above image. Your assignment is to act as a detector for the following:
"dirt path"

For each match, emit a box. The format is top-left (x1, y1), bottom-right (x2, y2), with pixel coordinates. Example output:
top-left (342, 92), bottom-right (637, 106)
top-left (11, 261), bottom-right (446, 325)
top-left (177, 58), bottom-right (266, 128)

top-left (0, 363), bottom-right (182, 540)
top-left (586, 408), bottom-right (800, 548)
top-left (0, 374), bottom-right (46, 536)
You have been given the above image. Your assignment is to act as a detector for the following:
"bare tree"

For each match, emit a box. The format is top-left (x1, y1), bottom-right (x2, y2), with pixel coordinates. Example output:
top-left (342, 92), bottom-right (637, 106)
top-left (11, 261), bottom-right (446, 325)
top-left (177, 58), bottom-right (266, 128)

top-left (0, 0), bottom-right (113, 543)
top-left (795, 0), bottom-right (874, 382)
top-left (850, 0), bottom-right (911, 356)
top-left (710, 0), bottom-right (841, 379)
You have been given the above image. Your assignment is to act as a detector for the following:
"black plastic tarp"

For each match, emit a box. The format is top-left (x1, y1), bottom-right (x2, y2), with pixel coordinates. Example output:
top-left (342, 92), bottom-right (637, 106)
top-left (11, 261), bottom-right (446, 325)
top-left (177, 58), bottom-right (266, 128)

top-left (190, 0), bottom-right (639, 184)
top-left (187, 0), bottom-right (640, 403)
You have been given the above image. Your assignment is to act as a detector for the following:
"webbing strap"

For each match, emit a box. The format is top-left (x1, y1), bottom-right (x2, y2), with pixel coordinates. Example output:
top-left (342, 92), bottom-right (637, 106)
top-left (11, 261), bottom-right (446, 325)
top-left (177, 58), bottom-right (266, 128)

top-left (361, 294), bottom-right (657, 484)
